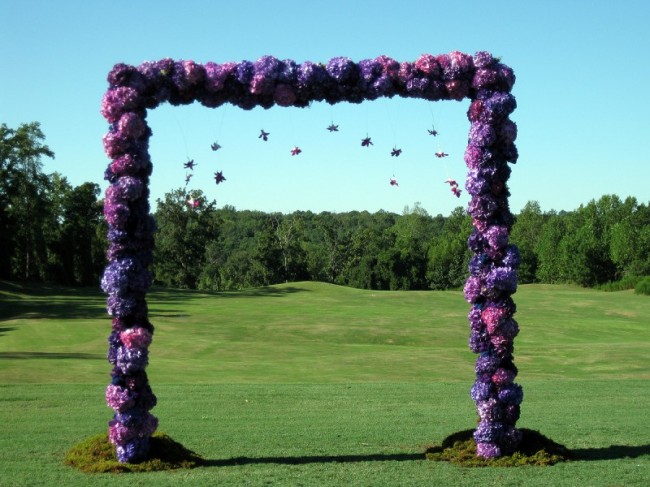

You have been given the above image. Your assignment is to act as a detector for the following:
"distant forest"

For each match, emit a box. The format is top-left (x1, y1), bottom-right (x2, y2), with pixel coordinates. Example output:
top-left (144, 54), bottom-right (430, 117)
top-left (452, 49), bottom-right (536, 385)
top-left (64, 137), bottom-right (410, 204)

top-left (2, 122), bottom-right (650, 290)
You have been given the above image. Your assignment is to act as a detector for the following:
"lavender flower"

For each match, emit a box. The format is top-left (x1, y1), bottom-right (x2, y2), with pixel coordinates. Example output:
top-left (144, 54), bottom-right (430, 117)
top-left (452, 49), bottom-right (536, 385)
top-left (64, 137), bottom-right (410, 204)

top-left (470, 380), bottom-right (494, 402)
top-left (105, 384), bottom-right (135, 412)
top-left (474, 420), bottom-right (504, 443)
top-left (116, 346), bottom-right (149, 375)
top-left (464, 276), bottom-right (482, 303)
top-left (101, 87), bottom-right (141, 123)
top-left (475, 353), bottom-right (501, 375)
top-left (477, 398), bottom-right (503, 422)
top-left (326, 57), bottom-right (357, 83)
top-left (476, 442), bottom-right (501, 458)
top-left (498, 384), bottom-right (524, 405)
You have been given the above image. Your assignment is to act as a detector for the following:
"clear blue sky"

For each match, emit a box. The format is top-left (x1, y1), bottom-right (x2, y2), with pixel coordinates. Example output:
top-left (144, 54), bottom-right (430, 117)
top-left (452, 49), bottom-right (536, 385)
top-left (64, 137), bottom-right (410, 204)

top-left (2, 0), bottom-right (649, 216)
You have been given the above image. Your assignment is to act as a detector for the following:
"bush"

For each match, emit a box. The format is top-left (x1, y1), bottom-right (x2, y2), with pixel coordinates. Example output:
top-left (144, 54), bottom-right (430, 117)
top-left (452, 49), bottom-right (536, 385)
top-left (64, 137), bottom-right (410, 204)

top-left (634, 276), bottom-right (650, 296)
top-left (599, 275), bottom-right (643, 292)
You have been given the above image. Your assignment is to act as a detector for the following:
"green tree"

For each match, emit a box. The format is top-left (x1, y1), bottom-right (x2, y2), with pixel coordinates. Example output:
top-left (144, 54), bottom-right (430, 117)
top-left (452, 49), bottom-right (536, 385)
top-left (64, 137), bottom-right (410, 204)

top-left (426, 207), bottom-right (472, 290)
top-left (153, 189), bottom-right (218, 288)
top-left (60, 182), bottom-right (105, 285)
top-left (0, 122), bottom-right (55, 280)
top-left (510, 201), bottom-right (545, 283)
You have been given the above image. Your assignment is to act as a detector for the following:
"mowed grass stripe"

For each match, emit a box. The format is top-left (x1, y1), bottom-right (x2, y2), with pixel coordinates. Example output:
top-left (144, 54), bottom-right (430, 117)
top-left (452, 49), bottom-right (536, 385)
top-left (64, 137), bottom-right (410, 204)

top-left (1, 281), bottom-right (648, 384)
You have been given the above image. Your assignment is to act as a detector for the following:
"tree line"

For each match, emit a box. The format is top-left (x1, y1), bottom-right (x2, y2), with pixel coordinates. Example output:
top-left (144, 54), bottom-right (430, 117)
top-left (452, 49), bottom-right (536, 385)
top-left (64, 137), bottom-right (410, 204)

top-left (153, 191), bottom-right (650, 291)
top-left (1, 122), bottom-right (106, 285)
top-left (2, 122), bottom-right (649, 290)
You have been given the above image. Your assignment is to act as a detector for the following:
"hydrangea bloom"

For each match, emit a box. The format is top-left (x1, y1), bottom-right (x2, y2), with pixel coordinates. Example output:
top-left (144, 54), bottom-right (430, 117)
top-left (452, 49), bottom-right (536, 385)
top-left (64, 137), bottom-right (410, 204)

top-left (101, 51), bottom-right (519, 461)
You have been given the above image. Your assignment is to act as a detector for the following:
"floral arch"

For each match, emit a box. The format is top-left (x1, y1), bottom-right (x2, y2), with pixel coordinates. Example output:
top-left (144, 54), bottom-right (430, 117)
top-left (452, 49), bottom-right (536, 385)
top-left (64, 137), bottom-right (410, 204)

top-left (100, 51), bottom-right (520, 462)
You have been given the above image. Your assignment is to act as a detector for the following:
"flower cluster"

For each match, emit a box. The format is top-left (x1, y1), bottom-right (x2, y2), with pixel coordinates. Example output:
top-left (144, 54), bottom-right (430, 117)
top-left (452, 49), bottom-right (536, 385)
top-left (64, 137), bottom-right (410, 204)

top-left (101, 51), bottom-right (518, 461)
top-left (462, 60), bottom-right (521, 457)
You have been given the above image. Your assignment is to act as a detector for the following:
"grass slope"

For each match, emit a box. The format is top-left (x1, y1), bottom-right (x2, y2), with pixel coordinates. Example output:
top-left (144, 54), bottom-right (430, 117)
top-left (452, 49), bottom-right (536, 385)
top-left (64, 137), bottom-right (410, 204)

top-left (1, 280), bottom-right (649, 384)
top-left (1, 280), bottom-right (649, 485)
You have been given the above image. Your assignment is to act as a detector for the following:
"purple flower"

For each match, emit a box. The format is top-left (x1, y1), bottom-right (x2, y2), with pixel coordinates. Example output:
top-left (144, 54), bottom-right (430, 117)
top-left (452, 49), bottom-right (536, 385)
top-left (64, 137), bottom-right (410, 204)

top-left (203, 61), bottom-right (234, 94)
top-left (116, 437), bottom-right (150, 463)
top-left (107, 63), bottom-right (146, 91)
top-left (405, 77), bottom-right (429, 97)
top-left (464, 144), bottom-right (493, 169)
top-left (469, 253), bottom-right (489, 277)
top-left (468, 306), bottom-right (483, 330)
top-left (470, 380), bottom-right (494, 402)
top-left (116, 112), bottom-right (147, 140)
top-left (497, 383), bottom-right (523, 405)
top-left (326, 57), bottom-right (357, 83)
top-left (469, 328), bottom-right (490, 353)
top-left (101, 257), bottom-right (151, 296)
top-left (98, 52), bottom-right (521, 462)
top-left (472, 68), bottom-right (500, 90)
top-left (108, 330), bottom-right (122, 364)
top-left (465, 170), bottom-right (491, 196)
top-left (116, 346), bottom-right (149, 375)
top-left (108, 420), bottom-right (136, 445)
top-left (502, 245), bottom-right (521, 268)
top-left (485, 266), bottom-right (517, 295)
top-left (469, 122), bottom-right (496, 147)
top-left (101, 87), bottom-right (141, 124)
top-left (477, 398), bottom-right (503, 422)
top-left (473, 51), bottom-right (496, 69)
top-left (106, 294), bottom-right (137, 318)
top-left (110, 153), bottom-right (149, 176)
top-left (475, 353), bottom-right (500, 375)
top-left (467, 230), bottom-right (487, 253)
top-left (102, 130), bottom-right (132, 159)
top-left (485, 225), bottom-right (510, 251)
top-left (235, 60), bottom-right (254, 85)
top-left (106, 384), bottom-right (135, 412)
top-left (476, 442), bottom-right (501, 458)
top-left (484, 93), bottom-right (517, 121)
top-left (474, 420), bottom-right (504, 443)
top-left (464, 276), bottom-right (482, 303)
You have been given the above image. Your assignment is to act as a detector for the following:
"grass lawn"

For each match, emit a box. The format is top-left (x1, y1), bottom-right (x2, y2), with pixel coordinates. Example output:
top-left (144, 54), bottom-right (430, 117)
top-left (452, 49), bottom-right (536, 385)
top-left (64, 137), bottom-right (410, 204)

top-left (0, 280), bottom-right (649, 485)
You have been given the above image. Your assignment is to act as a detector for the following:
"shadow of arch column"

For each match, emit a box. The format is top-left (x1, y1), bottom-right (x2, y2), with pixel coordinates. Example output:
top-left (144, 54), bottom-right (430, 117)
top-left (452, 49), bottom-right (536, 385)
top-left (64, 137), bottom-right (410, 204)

top-left (99, 51), bottom-right (520, 463)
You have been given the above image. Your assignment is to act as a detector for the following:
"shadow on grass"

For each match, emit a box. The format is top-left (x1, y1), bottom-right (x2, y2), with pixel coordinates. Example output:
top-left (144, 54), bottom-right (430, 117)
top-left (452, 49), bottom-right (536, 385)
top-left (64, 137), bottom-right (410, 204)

top-left (201, 452), bottom-right (425, 467)
top-left (0, 326), bottom-right (17, 336)
top-left (0, 352), bottom-right (103, 360)
top-left (572, 444), bottom-right (650, 461)
top-left (1, 281), bottom-right (311, 322)
top-left (0, 281), bottom-right (107, 321)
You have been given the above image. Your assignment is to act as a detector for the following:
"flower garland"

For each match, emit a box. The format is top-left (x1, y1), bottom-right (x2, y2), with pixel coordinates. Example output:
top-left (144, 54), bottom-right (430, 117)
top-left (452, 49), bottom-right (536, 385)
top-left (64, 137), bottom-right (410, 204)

top-left (101, 51), bottom-right (518, 462)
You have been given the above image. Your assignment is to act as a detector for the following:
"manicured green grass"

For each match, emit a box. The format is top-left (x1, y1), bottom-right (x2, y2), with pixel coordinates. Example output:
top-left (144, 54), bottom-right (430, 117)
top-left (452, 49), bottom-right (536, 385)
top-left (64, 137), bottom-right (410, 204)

top-left (2, 281), bottom-right (648, 384)
top-left (1, 280), bottom-right (649, 485)
top-left (1, 382), bottom-right (649, 486)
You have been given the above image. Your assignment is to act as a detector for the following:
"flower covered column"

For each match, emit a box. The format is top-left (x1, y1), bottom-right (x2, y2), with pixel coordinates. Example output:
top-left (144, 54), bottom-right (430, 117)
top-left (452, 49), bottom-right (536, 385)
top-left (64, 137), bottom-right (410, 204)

top-left (463, 52), bottom-right (522, 458)
top-left (100, 80), bottom-right (158, 462)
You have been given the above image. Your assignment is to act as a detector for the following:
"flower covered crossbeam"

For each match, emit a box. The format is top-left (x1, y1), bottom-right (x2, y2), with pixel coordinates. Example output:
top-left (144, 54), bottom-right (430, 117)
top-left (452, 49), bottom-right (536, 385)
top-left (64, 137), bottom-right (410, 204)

top-left (100, 51), bottom-right (519, 462)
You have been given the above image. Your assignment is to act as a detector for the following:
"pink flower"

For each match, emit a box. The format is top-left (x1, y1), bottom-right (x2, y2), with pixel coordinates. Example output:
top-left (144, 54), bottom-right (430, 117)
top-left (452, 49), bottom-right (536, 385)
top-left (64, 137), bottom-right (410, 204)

top-left (481, 307), bottom-right (509, 334)
top-left (120, 327), bottom-right (153, 349)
